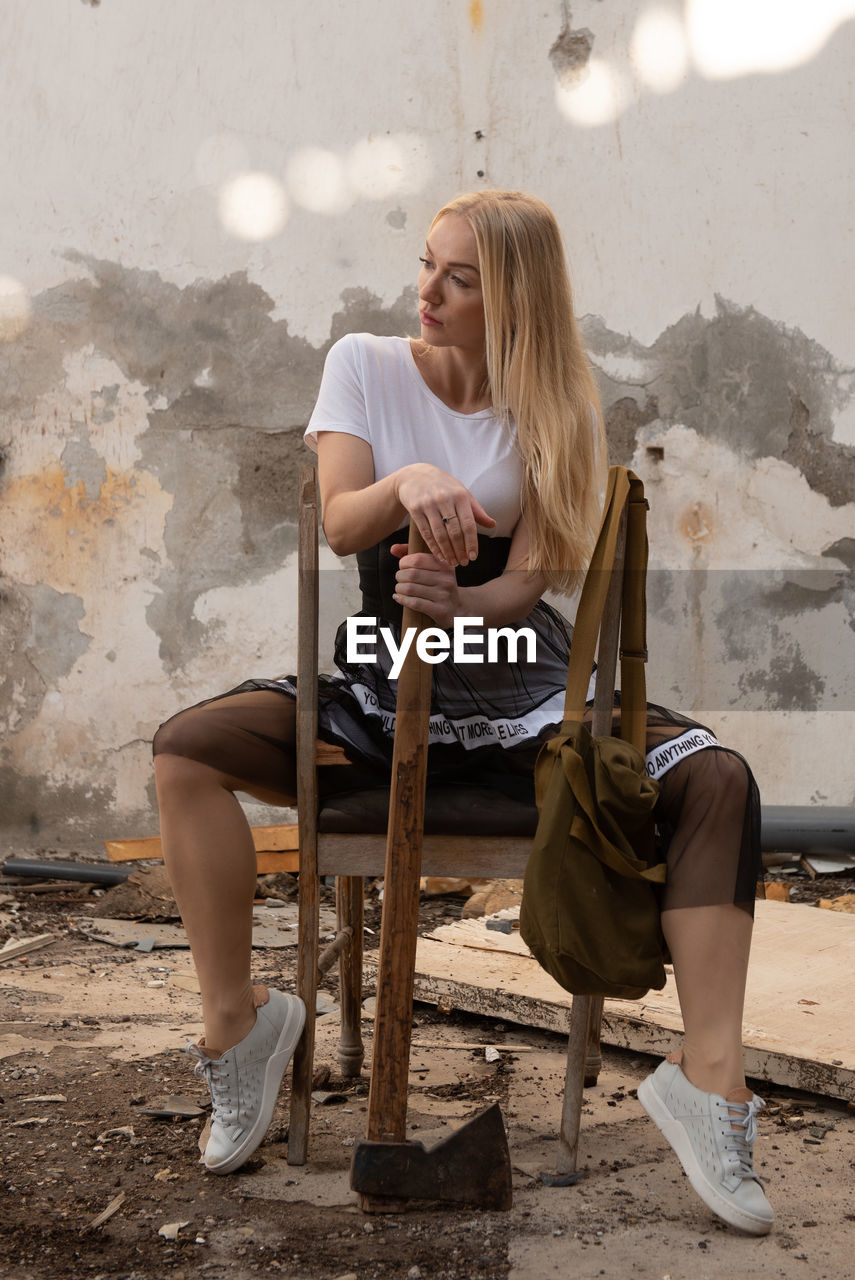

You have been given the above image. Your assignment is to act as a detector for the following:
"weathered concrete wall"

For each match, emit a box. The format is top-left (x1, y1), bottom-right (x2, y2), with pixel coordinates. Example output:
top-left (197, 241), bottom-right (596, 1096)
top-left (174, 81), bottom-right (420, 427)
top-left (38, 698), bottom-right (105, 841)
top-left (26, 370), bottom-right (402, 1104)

top-left (1, 1), bottom-right (853, 850)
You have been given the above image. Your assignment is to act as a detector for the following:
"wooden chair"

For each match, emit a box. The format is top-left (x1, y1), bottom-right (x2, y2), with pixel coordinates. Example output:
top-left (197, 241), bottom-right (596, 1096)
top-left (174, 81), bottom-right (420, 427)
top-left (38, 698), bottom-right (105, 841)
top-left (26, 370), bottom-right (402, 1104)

top-left (287, 465), bottom-right (635, 1183)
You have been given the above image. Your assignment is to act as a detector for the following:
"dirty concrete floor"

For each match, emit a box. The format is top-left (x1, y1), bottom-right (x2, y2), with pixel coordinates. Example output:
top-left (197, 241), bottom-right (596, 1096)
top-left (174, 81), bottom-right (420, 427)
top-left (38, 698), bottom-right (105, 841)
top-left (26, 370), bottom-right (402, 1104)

top-left (2, 876), bottom-right (855, 1280)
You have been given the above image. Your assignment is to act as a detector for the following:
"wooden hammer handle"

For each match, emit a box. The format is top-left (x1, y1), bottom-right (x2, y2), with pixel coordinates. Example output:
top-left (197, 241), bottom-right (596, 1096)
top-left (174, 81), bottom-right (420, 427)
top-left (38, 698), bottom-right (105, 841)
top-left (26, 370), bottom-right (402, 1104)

top-left (365, 522), bottom-right (433, 1144)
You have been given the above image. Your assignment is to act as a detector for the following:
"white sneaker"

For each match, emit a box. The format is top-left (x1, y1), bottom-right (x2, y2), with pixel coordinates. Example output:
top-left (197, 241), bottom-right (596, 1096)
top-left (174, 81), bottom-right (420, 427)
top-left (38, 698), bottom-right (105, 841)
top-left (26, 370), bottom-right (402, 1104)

top-left (187, 989), bottom-right (306, 1174)
top-left (638, 1059), bottom-right (774, 1235)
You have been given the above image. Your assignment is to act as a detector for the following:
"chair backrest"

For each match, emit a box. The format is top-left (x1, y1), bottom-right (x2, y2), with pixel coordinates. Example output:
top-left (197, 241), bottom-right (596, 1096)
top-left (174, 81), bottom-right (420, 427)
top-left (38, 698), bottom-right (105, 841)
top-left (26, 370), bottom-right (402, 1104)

top-left (295, 465), bottom-right (639, 871)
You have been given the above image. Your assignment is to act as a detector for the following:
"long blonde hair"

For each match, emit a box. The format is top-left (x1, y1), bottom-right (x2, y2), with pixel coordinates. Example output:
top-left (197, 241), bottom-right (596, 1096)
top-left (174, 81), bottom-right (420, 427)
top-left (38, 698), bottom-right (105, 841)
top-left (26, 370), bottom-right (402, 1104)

top-left (431, 190), bottom-right (606, 594)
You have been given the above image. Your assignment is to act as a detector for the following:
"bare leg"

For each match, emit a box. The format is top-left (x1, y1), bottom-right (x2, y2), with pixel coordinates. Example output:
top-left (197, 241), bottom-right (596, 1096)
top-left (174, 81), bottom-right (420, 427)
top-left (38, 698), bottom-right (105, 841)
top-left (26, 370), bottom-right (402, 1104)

top-left (154, 752), bottom-right (293, 1055)
top-left (662, 904), bottom-right (753, 1097)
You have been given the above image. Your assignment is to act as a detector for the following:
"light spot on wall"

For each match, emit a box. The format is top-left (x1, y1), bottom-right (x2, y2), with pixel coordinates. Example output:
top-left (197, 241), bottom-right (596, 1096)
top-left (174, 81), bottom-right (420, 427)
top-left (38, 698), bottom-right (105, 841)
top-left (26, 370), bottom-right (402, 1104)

top-left (631, 6), bottom-right (690, 93)
top-left (218, 171), bottom-right (289, 241)
top-left (555, 57), bottom-right (629, 127)
top-left (286, 147), bottom-right (352, 215)
top-left (550, 10), bottom-right (629, 129)
top-left (348, 137), bottom-right (401, 201)
top-left (469, 0), bottom-right (484, 32)
top-left (686, 0), bottom-right (855, 79)
top-left (346, 133), bottom-right (433, 200)
top-left (282, 136), bottom-right (432, 215)
top-left (0, 276), bottom-right (32, 341)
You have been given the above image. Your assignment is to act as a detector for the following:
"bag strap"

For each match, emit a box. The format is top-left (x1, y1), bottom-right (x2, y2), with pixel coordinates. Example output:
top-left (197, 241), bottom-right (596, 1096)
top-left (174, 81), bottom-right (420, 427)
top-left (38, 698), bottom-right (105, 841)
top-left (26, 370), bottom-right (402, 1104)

top-left (561, 467), bottom-right (650, 755)
top-left (618, 471), bottom-right (650, 752)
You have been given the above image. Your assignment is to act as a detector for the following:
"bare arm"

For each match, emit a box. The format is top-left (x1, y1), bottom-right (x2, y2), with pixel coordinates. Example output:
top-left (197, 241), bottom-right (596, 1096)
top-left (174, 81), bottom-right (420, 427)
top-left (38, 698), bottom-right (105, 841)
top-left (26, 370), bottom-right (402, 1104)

top-left (316, 431), bottom-right (495, 565)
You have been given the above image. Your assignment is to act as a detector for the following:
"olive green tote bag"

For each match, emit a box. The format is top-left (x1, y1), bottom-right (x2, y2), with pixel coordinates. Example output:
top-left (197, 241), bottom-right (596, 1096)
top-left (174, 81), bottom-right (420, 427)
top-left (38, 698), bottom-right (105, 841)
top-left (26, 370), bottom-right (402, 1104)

top-left (520, 469), bottom-right (667, 1000)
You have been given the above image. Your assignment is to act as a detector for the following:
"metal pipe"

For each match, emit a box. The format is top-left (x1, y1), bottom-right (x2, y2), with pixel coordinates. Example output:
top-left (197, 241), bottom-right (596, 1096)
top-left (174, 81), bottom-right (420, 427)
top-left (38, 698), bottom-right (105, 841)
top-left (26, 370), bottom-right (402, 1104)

top-left (2, 805), bottom-right (853, 886)
top-left (760, 807), bottom-right (855, 856)
top-left (1, 859), bottom-right (131, 885)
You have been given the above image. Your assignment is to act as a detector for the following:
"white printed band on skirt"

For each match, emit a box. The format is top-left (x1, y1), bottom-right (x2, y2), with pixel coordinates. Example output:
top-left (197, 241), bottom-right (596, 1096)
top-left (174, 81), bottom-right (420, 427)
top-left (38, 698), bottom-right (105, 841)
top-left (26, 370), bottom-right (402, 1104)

top-left (274, 601), bottom-right (724, 782)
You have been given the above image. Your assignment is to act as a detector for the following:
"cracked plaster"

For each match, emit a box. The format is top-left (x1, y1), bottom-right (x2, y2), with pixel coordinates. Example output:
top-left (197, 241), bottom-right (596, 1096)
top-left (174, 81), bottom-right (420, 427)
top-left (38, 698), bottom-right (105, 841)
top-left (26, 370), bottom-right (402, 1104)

top-left (2, 265), bottom-right (854, 842)
top-left (587, 305), bottom-right (854, 732)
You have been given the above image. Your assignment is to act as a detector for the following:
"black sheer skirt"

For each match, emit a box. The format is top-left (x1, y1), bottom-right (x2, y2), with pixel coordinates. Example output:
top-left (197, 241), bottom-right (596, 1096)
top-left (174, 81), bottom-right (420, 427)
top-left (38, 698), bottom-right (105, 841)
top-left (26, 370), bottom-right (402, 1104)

top-left (154, 528), bottom-right (762, 915)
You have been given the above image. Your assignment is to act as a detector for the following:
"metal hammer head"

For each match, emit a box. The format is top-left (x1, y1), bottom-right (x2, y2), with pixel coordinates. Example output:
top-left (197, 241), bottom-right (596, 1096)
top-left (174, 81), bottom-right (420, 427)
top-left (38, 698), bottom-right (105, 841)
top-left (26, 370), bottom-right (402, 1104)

top-left (350, 1102), bottom-right (512, 1210)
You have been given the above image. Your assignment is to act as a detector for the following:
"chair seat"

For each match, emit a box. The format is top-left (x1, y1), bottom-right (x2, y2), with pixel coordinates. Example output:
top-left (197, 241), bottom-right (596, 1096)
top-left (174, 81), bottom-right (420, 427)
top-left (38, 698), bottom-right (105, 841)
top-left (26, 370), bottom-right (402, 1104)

top-left (318, 785), bottom-right (539, 837)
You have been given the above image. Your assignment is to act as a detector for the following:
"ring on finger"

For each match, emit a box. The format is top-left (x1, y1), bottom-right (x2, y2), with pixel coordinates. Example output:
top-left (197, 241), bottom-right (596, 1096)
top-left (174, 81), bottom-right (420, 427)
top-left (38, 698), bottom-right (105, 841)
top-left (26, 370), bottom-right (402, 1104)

top-left (441, 513), bottom-right (456, 525)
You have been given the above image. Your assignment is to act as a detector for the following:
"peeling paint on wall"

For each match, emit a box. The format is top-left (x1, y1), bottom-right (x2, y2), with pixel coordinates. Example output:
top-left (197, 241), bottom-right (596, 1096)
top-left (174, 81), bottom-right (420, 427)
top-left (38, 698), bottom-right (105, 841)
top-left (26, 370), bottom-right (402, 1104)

top-left (0, 259), bottom-right (416, 842)
top-left (588, 298), bottom-right (855, 507)
top-left (59, 253), bottom-right (323, 432)
top-left (2, 249), bottom-right (854, 843)
top-left (0, 582), bottom-right (88, 738)
top-left (19, 584), bottom-right (90, 687)
top-left (3, 0), bottom-right (854, 838)
top-left (582, 302), bottom-right (854, 729)
top-left (549, 2), bottom-right (594, 84)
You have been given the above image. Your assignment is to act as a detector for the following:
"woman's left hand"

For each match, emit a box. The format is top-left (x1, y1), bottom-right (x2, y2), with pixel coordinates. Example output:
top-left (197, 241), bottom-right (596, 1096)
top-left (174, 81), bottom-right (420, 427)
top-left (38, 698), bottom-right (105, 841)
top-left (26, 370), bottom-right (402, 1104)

top-left (390, 545), bottom-right (461, 628)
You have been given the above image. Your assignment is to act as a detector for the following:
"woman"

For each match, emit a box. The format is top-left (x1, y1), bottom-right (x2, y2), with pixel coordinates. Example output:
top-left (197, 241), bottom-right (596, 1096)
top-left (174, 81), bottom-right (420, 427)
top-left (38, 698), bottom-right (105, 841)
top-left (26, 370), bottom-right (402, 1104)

top-left (153, 191), bottom-right (772, 1234)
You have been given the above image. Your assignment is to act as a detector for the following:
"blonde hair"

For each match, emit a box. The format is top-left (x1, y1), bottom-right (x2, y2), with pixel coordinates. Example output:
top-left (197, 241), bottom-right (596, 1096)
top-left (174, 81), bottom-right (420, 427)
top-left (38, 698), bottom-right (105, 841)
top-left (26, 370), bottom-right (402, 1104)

top-left (431, 190), bottom-right (606, 594)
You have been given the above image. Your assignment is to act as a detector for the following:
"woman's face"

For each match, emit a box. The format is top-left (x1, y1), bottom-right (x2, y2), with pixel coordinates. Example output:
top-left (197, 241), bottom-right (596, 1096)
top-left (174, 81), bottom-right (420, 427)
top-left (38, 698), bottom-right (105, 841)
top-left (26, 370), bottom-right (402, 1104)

top-left (417, 214), bottom-right (486, 355)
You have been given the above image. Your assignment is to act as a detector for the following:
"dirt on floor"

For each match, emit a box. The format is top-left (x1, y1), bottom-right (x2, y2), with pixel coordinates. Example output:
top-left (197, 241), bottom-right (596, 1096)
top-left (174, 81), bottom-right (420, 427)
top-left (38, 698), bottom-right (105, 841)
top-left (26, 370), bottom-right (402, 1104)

top-left (2, 860), bottom-right (855, 1280)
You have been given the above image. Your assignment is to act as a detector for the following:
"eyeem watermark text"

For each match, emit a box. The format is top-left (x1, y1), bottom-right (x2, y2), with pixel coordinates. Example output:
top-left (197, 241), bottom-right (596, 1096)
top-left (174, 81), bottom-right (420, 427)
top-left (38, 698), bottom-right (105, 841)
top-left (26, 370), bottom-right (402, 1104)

top-left (346, 616), bottom-right (537, 678)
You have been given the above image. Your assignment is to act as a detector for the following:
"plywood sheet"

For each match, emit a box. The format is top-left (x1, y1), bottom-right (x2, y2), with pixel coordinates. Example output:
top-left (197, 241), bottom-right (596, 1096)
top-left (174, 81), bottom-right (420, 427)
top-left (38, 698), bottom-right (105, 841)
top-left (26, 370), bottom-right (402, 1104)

top-left (411, 899), bottom-right (855, 1101)
top-left (73, 903), bottom-right (337, 951)
top-left (105, 825), bottom-right (299, 873)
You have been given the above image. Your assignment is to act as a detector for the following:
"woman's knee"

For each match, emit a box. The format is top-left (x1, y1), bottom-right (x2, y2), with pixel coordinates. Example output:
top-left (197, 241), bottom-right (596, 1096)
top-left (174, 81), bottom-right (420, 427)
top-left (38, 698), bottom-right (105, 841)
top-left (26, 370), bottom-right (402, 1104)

top-left (696, 749), bottom-right (749, 808)
top-left (663, 747), bottom-right (750, 825)
top-left (152, 708), bottom-right (234, 802)
top-left (152, 707), bottom-right (206, 762)
top-left (153, 748), bottom-right (221, 802)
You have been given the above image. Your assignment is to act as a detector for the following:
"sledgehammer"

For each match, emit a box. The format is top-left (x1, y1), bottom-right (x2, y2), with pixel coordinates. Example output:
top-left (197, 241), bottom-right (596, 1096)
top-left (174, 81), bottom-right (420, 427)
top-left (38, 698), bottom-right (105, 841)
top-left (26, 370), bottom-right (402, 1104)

top-left (351, 1102), bottom-right (513, 1209)
top-left (352, 523), bottom-right (513, 1211)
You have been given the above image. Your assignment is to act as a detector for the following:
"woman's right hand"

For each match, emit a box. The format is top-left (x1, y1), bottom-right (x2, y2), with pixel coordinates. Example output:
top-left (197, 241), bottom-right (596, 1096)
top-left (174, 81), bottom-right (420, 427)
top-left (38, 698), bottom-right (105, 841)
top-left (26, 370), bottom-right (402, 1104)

top-left (393, 463), bottom-right (496, 567)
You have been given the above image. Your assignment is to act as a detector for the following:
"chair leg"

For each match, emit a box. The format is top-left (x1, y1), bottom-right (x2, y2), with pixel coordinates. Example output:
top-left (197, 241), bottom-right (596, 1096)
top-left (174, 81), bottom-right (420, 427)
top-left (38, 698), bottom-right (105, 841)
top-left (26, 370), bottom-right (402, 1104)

top-left (287, 851), bottom-right (319, 1166)
top-left (557, 994), bottom-right (592, 1174)
top-left (337, 875), bottom-right (364, 1078)
top-left (291, 465), bottom-right (321, 1166)
top-left (584, 996), bottom-right (604, 1087)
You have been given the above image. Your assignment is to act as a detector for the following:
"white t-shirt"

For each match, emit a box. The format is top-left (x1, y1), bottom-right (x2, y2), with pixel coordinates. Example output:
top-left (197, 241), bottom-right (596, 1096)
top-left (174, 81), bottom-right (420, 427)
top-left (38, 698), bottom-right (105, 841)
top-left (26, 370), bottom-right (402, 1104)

top-left (304, 333), bottom-right (524, 538)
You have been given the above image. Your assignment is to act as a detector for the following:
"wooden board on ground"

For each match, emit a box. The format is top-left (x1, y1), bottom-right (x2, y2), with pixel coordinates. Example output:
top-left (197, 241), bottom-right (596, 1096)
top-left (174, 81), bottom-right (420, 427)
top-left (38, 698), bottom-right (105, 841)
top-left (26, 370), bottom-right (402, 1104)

top-left (409, 899), bottom-right (855, 1102)
top-left (104, 825), bottom-right (300, 874)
